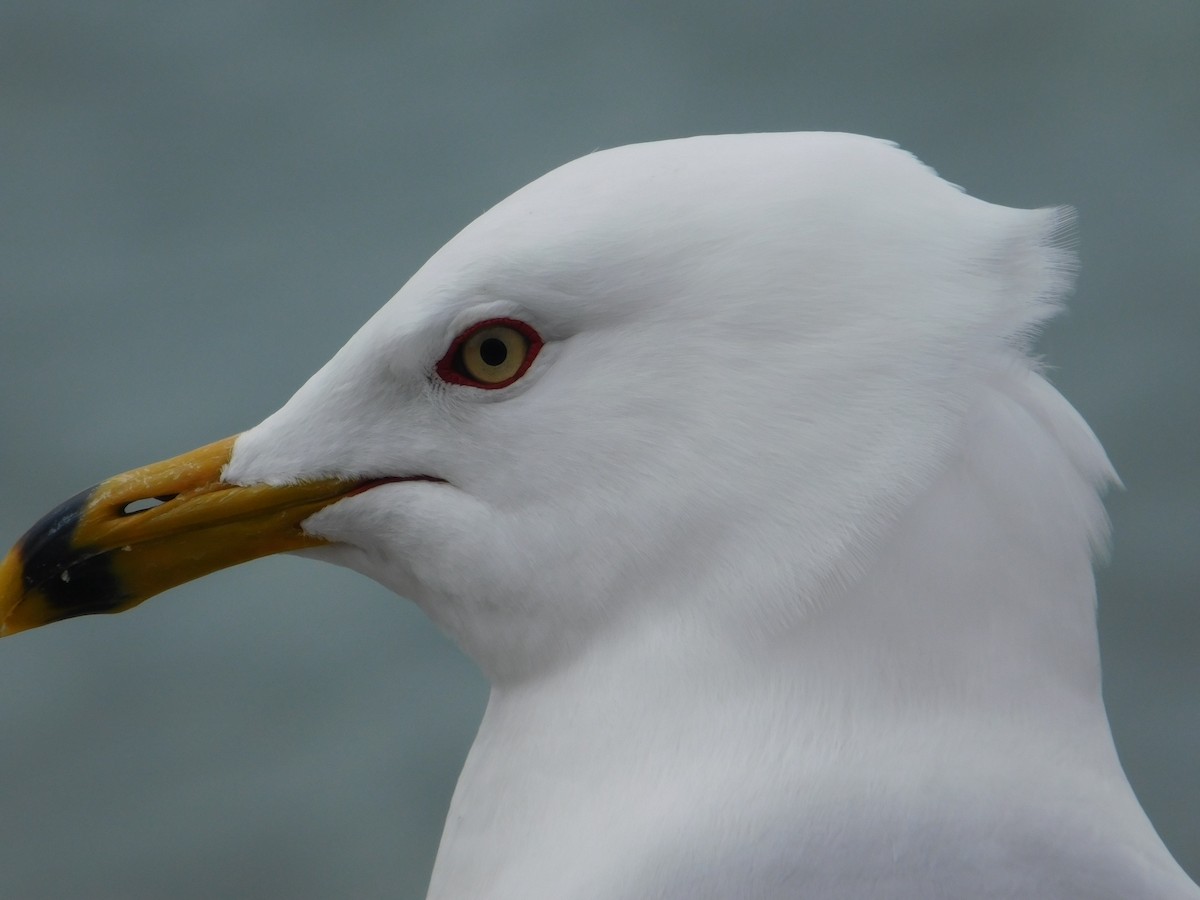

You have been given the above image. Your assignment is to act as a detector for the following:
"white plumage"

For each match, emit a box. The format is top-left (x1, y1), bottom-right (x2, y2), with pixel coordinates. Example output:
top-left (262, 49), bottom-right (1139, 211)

top-left (224, 133), bottom-right (1198, 898)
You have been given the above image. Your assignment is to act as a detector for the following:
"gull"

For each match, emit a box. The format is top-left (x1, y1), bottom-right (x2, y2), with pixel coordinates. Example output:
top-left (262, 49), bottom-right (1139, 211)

top-left (1, 133), bottom-right (1196, 899)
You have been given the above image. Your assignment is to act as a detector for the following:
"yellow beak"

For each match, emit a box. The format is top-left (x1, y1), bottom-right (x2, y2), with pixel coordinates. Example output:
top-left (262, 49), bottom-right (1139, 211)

top-left (0, 436), bottom-right (360, 636)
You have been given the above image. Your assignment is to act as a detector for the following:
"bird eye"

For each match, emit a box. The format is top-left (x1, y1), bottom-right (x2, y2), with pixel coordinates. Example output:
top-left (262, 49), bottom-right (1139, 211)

top-left (437, 318), bottom-right (542, 389)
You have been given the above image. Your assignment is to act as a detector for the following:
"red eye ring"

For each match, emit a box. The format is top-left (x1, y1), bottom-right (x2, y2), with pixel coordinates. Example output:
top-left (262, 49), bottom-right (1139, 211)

top-left (436, 317), bottom-right (543, 389)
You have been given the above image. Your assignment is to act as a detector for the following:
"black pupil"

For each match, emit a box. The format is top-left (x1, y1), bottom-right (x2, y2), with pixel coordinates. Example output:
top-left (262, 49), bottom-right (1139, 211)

top-left (479, 336), bottom-right (509, 367)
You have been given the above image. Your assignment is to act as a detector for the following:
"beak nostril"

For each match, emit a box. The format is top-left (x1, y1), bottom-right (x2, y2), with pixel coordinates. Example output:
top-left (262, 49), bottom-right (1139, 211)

top-left (121, 495), bottom-right (177, 517)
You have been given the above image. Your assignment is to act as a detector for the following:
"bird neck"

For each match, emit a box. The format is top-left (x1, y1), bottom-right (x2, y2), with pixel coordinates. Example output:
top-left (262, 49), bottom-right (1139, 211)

top-left (427, 379), bottom-right (1133, 899)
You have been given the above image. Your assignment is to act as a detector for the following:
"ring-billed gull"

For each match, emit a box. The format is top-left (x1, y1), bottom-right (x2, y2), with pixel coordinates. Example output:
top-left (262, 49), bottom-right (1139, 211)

top-left (2, 133), bottom-right (1195, 898)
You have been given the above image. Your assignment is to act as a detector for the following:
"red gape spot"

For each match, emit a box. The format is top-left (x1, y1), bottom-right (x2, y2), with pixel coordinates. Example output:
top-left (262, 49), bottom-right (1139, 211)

top-left (344, 475), bottom-right (446, 498)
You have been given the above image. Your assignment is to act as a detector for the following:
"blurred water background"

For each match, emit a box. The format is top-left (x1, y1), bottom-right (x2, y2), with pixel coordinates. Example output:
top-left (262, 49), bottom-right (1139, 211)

top-left (1, 1), bottom-right (1197, 896)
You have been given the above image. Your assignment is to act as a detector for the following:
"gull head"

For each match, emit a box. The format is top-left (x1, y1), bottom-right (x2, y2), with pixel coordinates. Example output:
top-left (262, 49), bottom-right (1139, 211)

top-left (1, 133), bottom-right (1082, 686)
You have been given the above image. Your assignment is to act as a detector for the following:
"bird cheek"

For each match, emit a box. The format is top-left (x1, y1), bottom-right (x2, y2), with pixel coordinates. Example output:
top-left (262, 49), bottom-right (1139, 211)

top-left (300, 481), bottom-right (497, 593)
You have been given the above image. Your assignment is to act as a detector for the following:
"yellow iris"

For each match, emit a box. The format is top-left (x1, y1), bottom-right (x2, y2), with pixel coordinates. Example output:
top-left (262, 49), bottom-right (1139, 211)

top-left (459, 324), bottom-right (529, 384)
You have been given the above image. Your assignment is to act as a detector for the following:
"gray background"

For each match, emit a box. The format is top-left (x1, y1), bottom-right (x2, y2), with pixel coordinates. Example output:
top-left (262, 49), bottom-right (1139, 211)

top-left (1, 1), bottom-right (1196, 897)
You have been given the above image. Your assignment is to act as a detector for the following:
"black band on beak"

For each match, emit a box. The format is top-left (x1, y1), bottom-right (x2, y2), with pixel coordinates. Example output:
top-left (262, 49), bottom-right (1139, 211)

top-left (13, 485), bottom-right (126, 622)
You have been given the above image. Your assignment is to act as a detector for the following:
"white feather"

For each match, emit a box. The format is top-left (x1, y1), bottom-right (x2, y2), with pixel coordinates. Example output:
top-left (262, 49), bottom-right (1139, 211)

top-left (225, 134), bottom-right (1197, 898)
